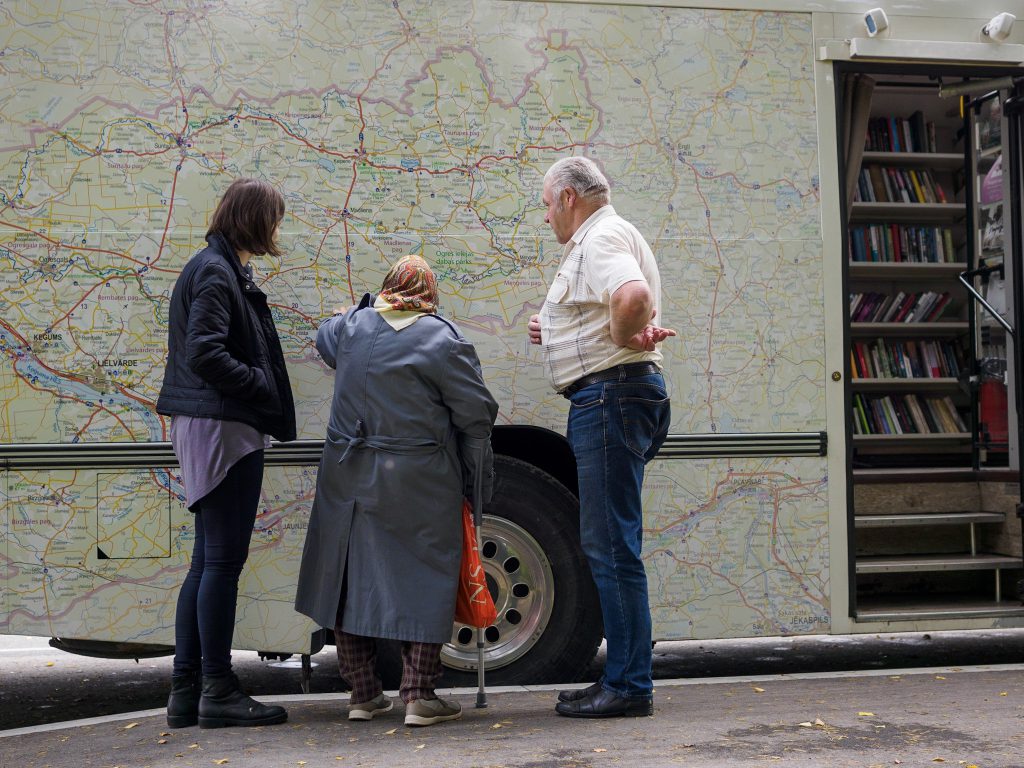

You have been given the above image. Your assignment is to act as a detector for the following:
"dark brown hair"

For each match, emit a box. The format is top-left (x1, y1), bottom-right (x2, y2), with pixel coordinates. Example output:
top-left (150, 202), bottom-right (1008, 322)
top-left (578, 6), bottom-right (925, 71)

top-left (206, 178), bottom-right (286, 257)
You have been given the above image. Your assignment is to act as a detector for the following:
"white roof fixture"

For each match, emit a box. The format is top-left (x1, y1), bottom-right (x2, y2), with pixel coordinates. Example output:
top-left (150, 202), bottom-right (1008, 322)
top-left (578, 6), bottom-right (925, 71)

top-left (982, 13), bottom-right (1016, 43)
top-left (863, 8), bottom-right (889, 38)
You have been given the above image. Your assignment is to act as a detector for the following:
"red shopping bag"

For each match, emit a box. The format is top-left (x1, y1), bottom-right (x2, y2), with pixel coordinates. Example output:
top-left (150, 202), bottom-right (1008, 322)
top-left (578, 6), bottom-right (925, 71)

top-left (454, 499), bottom-right (498, 628)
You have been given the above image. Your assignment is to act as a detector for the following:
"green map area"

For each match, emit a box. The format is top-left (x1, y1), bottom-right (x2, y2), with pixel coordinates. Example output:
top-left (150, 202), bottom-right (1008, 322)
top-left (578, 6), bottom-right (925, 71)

top-left (1, 1), bottom-right (827, 649)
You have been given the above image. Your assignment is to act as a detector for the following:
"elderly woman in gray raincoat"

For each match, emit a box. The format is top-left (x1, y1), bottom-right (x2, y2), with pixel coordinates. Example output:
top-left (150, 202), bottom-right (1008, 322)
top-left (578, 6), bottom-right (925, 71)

top-left (295, 255), bottom-right (498, 728)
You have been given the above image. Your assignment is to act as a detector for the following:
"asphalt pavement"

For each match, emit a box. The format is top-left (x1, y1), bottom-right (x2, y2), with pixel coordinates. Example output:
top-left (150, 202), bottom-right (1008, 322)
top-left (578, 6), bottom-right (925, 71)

top-left (2, 630), bottom-right (1024, 767)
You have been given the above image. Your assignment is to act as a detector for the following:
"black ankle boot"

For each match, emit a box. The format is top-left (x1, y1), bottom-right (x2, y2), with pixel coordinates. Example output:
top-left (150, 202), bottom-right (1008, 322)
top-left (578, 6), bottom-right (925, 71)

top-left (198, 673), bottom-right (288, 729)
top-left (167, 672), bottom-right (201, 728)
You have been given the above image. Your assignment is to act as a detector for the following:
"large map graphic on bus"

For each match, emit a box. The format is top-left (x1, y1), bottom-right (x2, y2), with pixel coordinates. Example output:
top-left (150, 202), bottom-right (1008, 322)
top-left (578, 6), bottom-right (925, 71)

top-left (1, 1), bottom-right (827, 648)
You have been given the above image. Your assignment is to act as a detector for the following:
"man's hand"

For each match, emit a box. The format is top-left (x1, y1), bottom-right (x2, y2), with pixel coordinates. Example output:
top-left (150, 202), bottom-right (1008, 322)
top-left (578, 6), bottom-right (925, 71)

top-left (528, 313), bottom-right (543, 345)
top-left (625, 322), bottom-right (677, 351)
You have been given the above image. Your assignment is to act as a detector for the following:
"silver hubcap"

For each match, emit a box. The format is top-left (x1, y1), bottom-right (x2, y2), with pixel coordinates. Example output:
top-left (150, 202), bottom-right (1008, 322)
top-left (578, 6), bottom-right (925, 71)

top-left (442, 514), bottom-right (555, 672)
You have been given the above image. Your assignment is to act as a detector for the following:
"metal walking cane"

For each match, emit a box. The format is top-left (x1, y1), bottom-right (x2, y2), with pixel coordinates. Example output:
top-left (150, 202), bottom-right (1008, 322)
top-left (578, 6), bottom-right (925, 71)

top-left (473, 440), bottom-right (488, 708)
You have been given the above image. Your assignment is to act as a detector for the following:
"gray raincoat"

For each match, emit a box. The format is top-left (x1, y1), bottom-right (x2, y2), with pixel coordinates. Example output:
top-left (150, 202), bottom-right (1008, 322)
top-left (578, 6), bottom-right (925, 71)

top-left (294, 303), bottom-right (498, 643)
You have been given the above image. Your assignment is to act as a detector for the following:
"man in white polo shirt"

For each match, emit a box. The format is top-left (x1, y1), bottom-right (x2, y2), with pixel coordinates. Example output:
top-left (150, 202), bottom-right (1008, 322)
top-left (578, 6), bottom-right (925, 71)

top-left (528, 156), bottom-right (674, 718)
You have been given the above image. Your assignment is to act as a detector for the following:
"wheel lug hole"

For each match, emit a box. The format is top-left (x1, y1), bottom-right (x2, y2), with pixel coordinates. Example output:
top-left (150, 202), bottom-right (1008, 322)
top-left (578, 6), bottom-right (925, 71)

top-left (481, 540), bottom-right (497, 559)
top-left (503, 556), bottom-right (520, 573)
top-left (457, 627), bottom-right (474, 645)
top-left (484, 626), bottom-right (500, 643)
top-left (511, 582), bottom-right (529, 598)
top-left (505, 609), bottom-right (522, 625)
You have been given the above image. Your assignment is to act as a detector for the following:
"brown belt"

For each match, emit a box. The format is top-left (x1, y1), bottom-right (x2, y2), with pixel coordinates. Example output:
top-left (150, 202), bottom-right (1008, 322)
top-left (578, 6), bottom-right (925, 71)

top-left (560, 362), bottom-right (660, 398)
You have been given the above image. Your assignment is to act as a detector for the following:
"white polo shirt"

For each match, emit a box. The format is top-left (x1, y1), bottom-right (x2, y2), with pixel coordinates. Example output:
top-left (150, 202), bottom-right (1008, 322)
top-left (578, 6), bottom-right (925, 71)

top-left (539, 205), bottom-right (663, 392)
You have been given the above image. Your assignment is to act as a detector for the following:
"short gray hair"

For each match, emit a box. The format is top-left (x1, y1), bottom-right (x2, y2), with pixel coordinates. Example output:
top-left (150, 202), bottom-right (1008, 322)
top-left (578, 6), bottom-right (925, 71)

top-left (544, 156), bottom-right (611, 205)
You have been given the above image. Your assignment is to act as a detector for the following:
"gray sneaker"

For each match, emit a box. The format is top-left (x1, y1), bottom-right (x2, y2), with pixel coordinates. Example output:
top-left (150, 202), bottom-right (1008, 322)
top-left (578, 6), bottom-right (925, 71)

top-left (348, 692), bottom-right (393, 721)
top-left (404, 696), bottom-right (462, 727)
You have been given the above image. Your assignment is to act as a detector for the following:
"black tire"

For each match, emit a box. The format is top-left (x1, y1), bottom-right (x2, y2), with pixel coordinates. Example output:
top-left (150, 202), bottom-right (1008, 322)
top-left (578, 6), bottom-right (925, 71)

top-left (376, 455), bottom-right (602, 687)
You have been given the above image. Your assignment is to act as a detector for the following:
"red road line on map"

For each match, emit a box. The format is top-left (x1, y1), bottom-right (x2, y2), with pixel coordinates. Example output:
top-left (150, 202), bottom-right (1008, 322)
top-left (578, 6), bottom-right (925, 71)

top-left (46, 274), bottom-right (146, 336)
top-left (341, 154), bottom-right (361, 303)
top-left (645, 548), bottom-right (778, 619)
top-left (0, 221), bottom-right (176, 273)
top-left (265, 301), bottom-right (316, 326)
top-left (154, 160), bottom-right (182, 267)
top-left (163, 13), bottom-right (188, 134)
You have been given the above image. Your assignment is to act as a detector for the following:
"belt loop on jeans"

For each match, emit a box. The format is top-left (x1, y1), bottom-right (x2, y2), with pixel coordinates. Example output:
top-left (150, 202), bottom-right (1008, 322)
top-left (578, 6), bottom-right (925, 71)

top-left (560, 362), bottom-right (660, 398)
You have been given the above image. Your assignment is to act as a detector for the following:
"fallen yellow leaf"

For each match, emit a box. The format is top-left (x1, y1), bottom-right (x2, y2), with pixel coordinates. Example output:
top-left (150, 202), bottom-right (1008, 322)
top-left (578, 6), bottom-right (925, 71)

top-left (214, 761), bottom-right (229, 766)
top-left (594, 748), bottom-right (608, 753)
top-left (814, 718), bottom-right (826, 726)
top-left (414, 745), bottom-right (425, 750)
top-left (384, 728), bottom-right (397, 735)
top-left (122, 722), bottom-right (138, 730)
top-left (752, 686), bottom-right (765, 693)
top-left (45, 661), bottom-right (55, 667)
top-left (932, 759), bottom-right (945, 763)
top-left (157, 739), bottom-right (168, 745)
top-left (1000, 692), bottom-right (1008, 696)
top-left (935, 676), bottom-right (946, 680)
top-left (491, 723), bottom-right (502, 729)
top-left (159, 732), bottom-right (170, 737)
top-left (858, 712), bottom-right (875, 717)
top-left (798, 722), bottom-right (813, 728)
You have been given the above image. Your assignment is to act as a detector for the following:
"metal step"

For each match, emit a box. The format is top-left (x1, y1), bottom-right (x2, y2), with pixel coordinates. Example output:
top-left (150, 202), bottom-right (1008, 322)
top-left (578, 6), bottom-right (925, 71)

top-left (856, 553), bottom-right (1021, 574)
top-left (852, 467), bottom-right (1019, 484)
top-left (855, 597), bottom-right (1024, 622)
top-left (854, 512), bottom-right (1006, 528)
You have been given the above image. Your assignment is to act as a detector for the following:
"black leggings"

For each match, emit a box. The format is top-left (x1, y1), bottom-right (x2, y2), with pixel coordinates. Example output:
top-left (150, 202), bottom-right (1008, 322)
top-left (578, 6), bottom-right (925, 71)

top-left (172, 450), bottom-right (263, 677)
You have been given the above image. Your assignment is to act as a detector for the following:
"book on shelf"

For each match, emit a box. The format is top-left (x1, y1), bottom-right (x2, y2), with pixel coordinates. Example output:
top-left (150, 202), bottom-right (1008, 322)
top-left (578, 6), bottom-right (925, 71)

top-left (850, 339), bottom-right (961, 379)
top-left (852, 392), bottom-right (966, 435)
top-left (854, 167), bottom-right (947, 204)
top-left (848, 291), bottom-right (959, 324)
top-left (880, 292), bottom-right (904, 322)
top-left (891, 292), bottom-right (917, 322)
top-left (865, 113), bottom-right (936, 153)
top-left (849, 224), bottom-right (956, 262)
top-left (908, 169), bottom-right (927, 203)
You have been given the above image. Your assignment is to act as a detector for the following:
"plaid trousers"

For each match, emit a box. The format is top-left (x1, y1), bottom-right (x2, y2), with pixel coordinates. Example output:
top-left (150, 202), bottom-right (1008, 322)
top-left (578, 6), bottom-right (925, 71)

top-left (335, 628), bottom-right (444, 705)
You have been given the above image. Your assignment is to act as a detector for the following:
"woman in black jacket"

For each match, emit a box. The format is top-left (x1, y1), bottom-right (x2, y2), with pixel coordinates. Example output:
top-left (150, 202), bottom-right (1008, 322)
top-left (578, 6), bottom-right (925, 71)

top-left (157, 178), bottom-right (296, 729)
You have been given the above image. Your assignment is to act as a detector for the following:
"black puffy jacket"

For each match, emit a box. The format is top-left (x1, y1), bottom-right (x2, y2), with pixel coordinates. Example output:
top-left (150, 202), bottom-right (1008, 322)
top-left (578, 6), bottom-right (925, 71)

top-left (156, 233), bottom-right (297, 442)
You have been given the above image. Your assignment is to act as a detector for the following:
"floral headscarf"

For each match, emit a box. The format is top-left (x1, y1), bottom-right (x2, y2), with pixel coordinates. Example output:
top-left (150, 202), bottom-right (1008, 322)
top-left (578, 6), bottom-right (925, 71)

top-left (378, 255), bottom-right (437, 314)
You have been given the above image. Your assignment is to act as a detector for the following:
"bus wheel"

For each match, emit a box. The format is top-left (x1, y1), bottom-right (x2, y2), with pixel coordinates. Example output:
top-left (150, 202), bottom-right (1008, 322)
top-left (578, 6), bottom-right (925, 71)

top-left (377, 455), bottom-right (602, 687)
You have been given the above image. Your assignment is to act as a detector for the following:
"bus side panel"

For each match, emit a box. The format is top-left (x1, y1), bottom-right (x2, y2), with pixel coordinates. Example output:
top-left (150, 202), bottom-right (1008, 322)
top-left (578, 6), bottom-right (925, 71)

top-left (1, 465), bottom-right (318, 653)
top-left (648, 456), bottom-right (830, 640)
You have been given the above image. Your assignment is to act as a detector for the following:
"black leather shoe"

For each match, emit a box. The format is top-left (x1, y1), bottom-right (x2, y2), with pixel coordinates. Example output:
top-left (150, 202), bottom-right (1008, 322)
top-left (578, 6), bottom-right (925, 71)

top-left (555, 687), bottom-right (653, 718)
top-left (198, 673), bottom-right (288, 729)
top-left (557, 681), bottom-right (602, 703)
top-left (167, 672), bottom-right (201, 728)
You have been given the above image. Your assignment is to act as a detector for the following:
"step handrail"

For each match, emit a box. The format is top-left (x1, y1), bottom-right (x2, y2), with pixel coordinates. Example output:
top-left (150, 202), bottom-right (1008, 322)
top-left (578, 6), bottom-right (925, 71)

top-left (959, 265), bottom-right (1014, 336)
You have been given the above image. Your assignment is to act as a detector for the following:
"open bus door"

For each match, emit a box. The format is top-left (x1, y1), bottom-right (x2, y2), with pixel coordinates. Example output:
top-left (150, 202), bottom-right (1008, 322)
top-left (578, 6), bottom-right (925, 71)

top-left (958, 75), bottom-right (1024, 602)
top-left (1004, 81), bottom-right (1024, 595)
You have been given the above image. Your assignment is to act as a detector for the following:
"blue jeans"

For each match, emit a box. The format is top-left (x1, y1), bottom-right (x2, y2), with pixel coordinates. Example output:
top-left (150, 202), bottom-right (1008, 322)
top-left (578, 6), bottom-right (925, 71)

top-left (173, 450), bottom-right (263, 678)
top-left (567, 373), bottom-right (670, 700)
